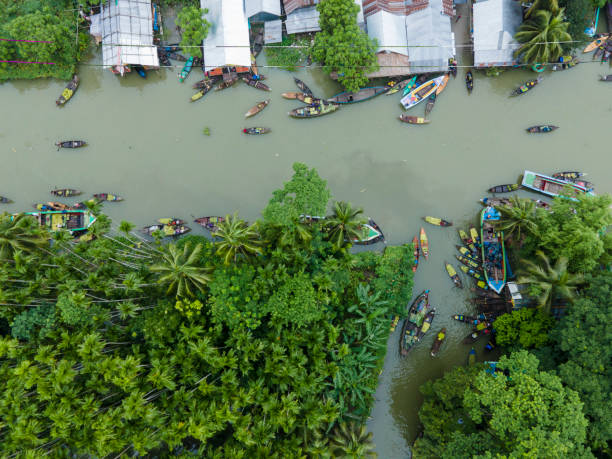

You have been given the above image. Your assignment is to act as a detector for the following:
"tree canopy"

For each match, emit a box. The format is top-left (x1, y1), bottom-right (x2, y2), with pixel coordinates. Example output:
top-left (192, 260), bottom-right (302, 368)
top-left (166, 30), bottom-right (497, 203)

top-left (176, 6), bottom-right (211, 58)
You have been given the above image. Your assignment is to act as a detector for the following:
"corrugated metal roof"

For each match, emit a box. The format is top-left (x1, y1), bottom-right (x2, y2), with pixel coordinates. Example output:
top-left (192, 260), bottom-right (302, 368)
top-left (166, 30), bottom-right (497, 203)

top-left (285, 6), bottom-right (321, 34)
top-left (98, 0), bottom-right (159, 69)
top-left (245, 0), bottom-right (281, 19)
top-left (264, 19), bottom-right (283, 43)
top-left (366, 10), bottom-right (408, 55)
top-left (201, 0), bottom-right (252, 69)
top-left (473, 0), bottom-right (522, 67)
top-left (283, 0), bottom-right (317, 15)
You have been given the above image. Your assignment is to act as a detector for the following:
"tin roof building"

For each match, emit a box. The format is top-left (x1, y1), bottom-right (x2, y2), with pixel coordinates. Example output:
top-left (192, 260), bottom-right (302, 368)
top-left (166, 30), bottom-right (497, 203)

top-left (473, 0), bottom-right (522, 67)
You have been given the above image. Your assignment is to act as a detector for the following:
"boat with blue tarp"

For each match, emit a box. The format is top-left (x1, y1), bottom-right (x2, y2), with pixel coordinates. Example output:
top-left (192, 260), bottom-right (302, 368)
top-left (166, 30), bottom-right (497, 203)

top-left (480, 207), bottom-right (506, 294)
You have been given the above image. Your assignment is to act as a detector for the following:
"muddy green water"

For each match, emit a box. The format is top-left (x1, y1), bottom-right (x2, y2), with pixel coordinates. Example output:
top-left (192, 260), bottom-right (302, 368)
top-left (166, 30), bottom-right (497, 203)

top-left (1, 45), bottom-right (611, 457)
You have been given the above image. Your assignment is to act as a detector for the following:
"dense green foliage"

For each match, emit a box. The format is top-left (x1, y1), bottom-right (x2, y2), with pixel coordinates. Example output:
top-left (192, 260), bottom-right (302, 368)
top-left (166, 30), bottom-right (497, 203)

top-left (0, 1), bottom-right (89, 80)
top-left (312, 0), bottom-right (379, 92)
top-left (176, 6), bottom-right (210, 59)
top-left (0, 163), bottom-right (412, 455)
top-left (494, 308), bottom-right (554, 348)
top-left (413, 351), bottom-right (592, 458)
top-left (265, 35), bottom-right (310, 72)
top-left (559, 0), bottom-right (590, 43)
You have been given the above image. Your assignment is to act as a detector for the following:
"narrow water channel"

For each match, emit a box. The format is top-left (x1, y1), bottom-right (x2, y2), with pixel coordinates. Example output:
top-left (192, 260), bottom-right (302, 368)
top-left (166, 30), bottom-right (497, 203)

top-left (1, 44), bottom-right (610, 457)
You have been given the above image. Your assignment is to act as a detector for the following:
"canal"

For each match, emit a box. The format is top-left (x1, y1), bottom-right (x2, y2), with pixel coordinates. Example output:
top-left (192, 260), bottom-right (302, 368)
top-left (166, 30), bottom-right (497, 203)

top-left (1, 44), bottom-right (611, 457)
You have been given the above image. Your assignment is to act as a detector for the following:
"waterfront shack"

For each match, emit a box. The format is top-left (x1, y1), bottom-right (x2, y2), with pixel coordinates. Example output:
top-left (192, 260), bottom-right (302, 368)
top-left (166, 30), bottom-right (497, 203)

top-left (283, 0), bottom-right (365, 35)
top-left (472, 0), bottom-right (522, 68)
top-left (201, 0), bottom-right (252, 76)
top-left (364, 0), bottom-right (455, 77)
top-left (90, 0), bottom-right (159, 76)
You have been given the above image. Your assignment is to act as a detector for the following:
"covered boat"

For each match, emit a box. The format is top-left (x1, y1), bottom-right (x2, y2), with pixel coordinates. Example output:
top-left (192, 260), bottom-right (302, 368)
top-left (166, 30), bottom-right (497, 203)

top-left (526, 125), bottom-right (558, 133)
top-left (459, 265), bottom-right (485, 281)
top-left (400, 76), bottom-right (445, 110)
top-left (25, 209), bottom-right (96, 234)
top-left (245, 99), bottom-right (270, 118)
top-left (243, 127), bottom-right (270, 135)
top-left (215, 77), bottom-right (238, 91)
top-left (56, 140), bottom-right (86, 149)
top-left (353, 219), bottom-right (385, 245)
top-left (510, 77), bottom-right (542, 97)
top-left (430, 328), bottom-right (446, 357)
top-left (56, 75), bottom-right (79, 106)
top-left (420, 227), bottom-right (429, 260)
top-left (445, 262), bottom-right (463, 288)
top-left (178, 57), bottom-right (194, 82)
top-left (457, 244), bottom-right (479, 259)
top-left (458, 229), bottom-right (472, 245)
top-left (294, 77), bottom-right (313, 96)
top-left (521, 170), bottom-right (595, 198)
top-left (465, 71), bottom-right (473, 93)
top-left (327, 86), bottom-right (387, 104)
top-left (551, 171), bottom-right (585, 180)
top-left (0, 196), bottom-right (13, 204)
top-left (470, 226), bottom-right (480, 245)
top-left (488, 184), bottom-right (518, 193)
top-left (194, 216), bottom-right (225, 232)
top-left (481, 207), bottom-right (506, 294)
top-left (412, 235), bottom-right (419, 273)
top-left (456, 254), bottom-right (480, 269)
top-left (399, 115), bottom-right (430, 125)
top-left (51, 188), bottom-right (81, 198)
top-left (289, 101), bottom-right (339, 118)
top-left (93, 193), bottom-right (123, 202)
top-left (424, 216), bottom-right (452, 226)
top-left (242, 76), bottom-right (271, 91)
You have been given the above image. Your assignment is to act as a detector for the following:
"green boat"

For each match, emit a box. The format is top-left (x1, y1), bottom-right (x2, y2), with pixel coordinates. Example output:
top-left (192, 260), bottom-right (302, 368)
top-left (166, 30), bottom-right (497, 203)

top-left (178, 56), bottom-right (194, 82)
top-left (288, 101), bottom-right (339, 118)
top-left (480, 207), bottom-right (506, 294)
top-left (24, 210), bottom-right (96, 234)
top-left (402, 76), bottom-right (418, 96)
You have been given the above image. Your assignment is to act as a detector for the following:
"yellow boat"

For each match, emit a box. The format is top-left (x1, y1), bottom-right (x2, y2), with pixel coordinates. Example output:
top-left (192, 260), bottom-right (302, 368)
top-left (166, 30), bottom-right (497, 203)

top-left (445, 262), bottom-right (463, 288)
top-left (583, 35), bottom-right (610, 53)
top-left (423, 216), bottom-right (452, 227)
top-left (435, 74), bottom-right (450, 96)
top-left (420, 227), bottom-right (429, 259)
top-left (470, 226), bottom-right (480, 245)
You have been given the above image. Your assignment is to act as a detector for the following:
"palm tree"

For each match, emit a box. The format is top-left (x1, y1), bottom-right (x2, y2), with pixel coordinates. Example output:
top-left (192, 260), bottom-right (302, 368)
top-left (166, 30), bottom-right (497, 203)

top-left (212, 213), bottom-right (262, 264)
top-left (0, 213), bottom-right (48, 260)
top-left (514, 8), bottom-right (571, 64)
top-left (150, 242), bottom-right (211, 298)
top-left (325, 201), bottom-right (366, 250)
top-left (518, 250), bottom-right (584, 313)
top-left (519, 0), bottom-right (559, 18)
top-left (330, 422), bottom-right (377, 458)
top-left (118, 220), bottom-right (135, 236)
top-left (496, 196), bottom-right (538, 243)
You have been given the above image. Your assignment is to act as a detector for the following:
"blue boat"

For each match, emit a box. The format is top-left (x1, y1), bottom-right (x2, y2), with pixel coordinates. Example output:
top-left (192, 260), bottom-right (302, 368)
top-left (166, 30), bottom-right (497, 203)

top-left (178, 57), bottom-right (194, 82)
top-left (480, 207), bottom-right (506, 294)
top-left (133, 65), bottom-right (146, 78)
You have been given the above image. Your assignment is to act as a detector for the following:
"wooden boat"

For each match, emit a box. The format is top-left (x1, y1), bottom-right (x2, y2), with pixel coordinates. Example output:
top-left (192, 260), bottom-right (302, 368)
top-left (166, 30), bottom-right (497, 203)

top-left (296, 93), bottom-right (320, 104)
top-left (56, 140), bottom-right (86, 149)
top-left (459, 264), bottom-right (485, 281)
top-left (445, 262), bottom-right (463, 288)
top-left (56, 75), bottom-right (79, 106)
top-left (51, 188), bottom-right (81, 198)
top-left (353, 219), bottom-right (385, 245)
top-left (243, 127), bottom-right (270, 135)
top-left (430, 328), bottom-right (446, 357)
top-left (194, 216), bottom-right (225, 232)
top-left (385, 78), bottom-right (412, 95)
top-left (245, 99), bottom-right (270, 118)
top-left (289, 101), bottom-right (339, 118)
top-left (435, 74), bottom-right (449, 96)
top-left (456, 244), bottom-right (479, 260)
top-left (93, 193), bottom-right (123, 202)
top-left (468, 348), bottom-right (476, 366)
top-left (412, 235), bottom-right (419, 273)
top-left (420, 227), bottom-right (429, 260)
top-left (71, 199), bottom-right (97, 210)
top-left (190, 83), bottom-right (213, 102)
top-left (251, 28), bottom-right (264, 57)
top-left (509, 77), bottom-right (542, 97)
top-left (470, 226), bottom-right (480, 245)
top-left (572, 179), bottom-right (594, 190)
top-left (34, 202), bottom-right (71, 211)
top-left (158, 218), bottom-right (185, 226)
top-left (25, 209), bottom-right (96, 234)
top-left (193, 78), bottom-right (215, 90)
top-left (294, 77), bottom-right (313, 96)
top-left (399, 115), bottom-right (430, 125)
top-left (463, 328), bottom-right (491, 344)
top-left (481, 207), bottom-right (506, 294)
top-left (402, 76), bottom-right (418, 96)
top-left (458, 229), bottom-right (472, 245)
top-left (423, 216), bottom-right (452, 227)
top-left (584, 35), bottom-right (609, 53)
top-left (242, 76), bottom-right (271, 91)
top-left (178, 57), bottom-right (194, 82)
top-left (327, 86), bottom-right (387, 104)
top-left (424, 93), bottom-right (436, 117)
top-left (488, 184), bottom-right (518, 193)
top-left (142, 224), bottom-right (191, 237)
top-left (452, 314), bottom-right (488, 324)
top-left (551, 171), bottom-right (585, 180)
top-left (600, 74), bottom-right (612, 81)
top-left (456, 254), bottom-right (480, 270)
top-left (526, 125), bottom-right (558, 133)
top-left (133, 65), bottom-right (146, 78)
top-left (399, 290), bottom-right (430, 356)
top-left (521, 170), bottom-right (594, 198)
top-left (215, 77), bottom-right (238, 91)
top-left (0, 196), bottom-right (13, 204)
top-left (400, 76), bottom-right (445, 109)
top-left (282, 92), bottom-right (302, 99)
top-left (167, 52), bottom-right (187, 62)
top-left (390, 315), bottom-right (400, 332)
top-left (449, 58), bottom-right (458, 77)
top-left (417, 309), bottom-right (435, 339)
top-left (465, 71), bottom-right (473, 93)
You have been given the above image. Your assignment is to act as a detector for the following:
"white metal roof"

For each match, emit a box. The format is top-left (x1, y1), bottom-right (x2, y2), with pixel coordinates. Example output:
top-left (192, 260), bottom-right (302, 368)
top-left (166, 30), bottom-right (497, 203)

top-left (99, 0), bottom-right (159, 68)
top-left (245, 0), bottom-right (281, 19)
top-left (366, 10), bottom-right (408, 56)
top-left (264, 19), bottom-right (283, 43)
top-left (201, 0), bottom-right (252, 69)
top-left (473, 0), bottom-right (522, 67)
top-left (285, 6), bottom-right (321, 34)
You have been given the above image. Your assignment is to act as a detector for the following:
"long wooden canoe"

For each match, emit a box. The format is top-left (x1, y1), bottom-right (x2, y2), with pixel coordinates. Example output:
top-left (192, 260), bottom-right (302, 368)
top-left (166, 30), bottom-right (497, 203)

top-left (420, 227), bottom-right (429, 260)
top-left (412, 235), bottom-right (419, 273)
top-left (56, 75), bottom-right (79, 106)
top-left (399, 115), bottom-right (430, 125)
top-left (327, 86), bottom-right (387, 104)
top-left (245, 99), bottom-right (270, 118)
top-left (584, 35), bottom-right (610, 53)
top-left (435, 74), bottom-right (450, 95)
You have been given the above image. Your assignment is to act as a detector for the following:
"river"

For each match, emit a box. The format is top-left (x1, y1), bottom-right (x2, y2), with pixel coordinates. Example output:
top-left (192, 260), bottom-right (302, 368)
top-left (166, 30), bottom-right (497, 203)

top-left (1, 38), bottom-right (611, 457)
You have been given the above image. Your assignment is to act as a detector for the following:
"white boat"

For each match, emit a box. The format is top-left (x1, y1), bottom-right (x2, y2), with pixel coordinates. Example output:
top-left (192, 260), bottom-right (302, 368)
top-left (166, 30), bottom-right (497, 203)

top-left (400, 76), bottom-right (445, 110)
top-left (521, 170), bottom-right (595, 200)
